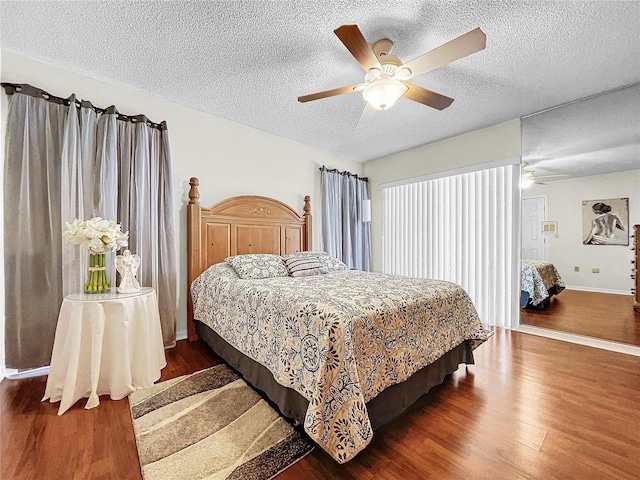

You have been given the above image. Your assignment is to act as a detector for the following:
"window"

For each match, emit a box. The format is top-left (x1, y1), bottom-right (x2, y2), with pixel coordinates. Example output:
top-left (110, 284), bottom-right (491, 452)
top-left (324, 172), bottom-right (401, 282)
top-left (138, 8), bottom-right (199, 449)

top-left (381, 160), bottom-right (520, 327)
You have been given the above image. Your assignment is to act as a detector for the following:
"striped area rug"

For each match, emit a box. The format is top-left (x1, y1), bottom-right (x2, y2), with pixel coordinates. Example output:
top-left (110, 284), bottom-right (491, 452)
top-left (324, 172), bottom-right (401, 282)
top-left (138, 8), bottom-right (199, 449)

top-left (129, 364), bottom-right (313, 480)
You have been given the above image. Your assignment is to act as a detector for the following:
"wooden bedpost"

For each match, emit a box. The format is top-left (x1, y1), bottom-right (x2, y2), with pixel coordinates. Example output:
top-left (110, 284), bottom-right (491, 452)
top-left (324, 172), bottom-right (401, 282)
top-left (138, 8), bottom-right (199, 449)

top-left (303, 195), bottom-right (312, 250)
top-left (187, 177), bottom-right (201, 341)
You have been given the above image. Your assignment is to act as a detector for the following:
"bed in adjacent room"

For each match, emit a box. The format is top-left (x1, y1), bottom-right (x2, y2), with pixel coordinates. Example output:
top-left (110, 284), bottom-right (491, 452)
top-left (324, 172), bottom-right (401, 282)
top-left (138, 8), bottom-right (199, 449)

top-left (521, 259), bottom-right (566, 309)
top-left (186, 177), bottom-right (488, 463)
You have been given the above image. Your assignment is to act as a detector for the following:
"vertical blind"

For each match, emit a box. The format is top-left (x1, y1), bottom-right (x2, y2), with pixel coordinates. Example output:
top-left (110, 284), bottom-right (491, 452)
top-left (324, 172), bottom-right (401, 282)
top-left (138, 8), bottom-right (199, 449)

top-left (382, 162), bottom-right (520, 328)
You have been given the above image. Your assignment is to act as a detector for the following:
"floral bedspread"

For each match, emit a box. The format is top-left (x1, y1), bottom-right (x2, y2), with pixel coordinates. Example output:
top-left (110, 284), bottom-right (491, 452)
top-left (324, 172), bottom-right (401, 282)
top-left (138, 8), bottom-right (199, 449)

top-left (191, 263), bottom-right (488, 463)
top-left (521, 259), bottom-right (566, 306)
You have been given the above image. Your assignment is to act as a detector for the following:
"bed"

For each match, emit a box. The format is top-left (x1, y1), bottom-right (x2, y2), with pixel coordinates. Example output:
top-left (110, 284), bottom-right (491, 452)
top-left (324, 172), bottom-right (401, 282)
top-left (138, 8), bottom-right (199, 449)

top-left (521, 259), bottom-right (566, 308)
top-left (186, 177), bottom-right (488, 463)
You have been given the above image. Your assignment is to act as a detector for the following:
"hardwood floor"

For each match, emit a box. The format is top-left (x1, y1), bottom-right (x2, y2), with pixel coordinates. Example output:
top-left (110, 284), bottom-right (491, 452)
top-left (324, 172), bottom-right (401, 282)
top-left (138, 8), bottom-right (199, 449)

top-left (2, 330), bottom-right (639, 479)
top-left (1, 340), bottom-right (219, 480)
top-left (521, 288), bottom-right (640, 346)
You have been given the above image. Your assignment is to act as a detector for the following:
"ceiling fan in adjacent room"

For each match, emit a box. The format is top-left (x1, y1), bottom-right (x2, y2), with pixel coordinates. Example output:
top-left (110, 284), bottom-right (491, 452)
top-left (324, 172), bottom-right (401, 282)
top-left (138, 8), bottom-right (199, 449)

top-left (298, 24), bottom-right (486, 128)
top-left (521, 164), bottom-right (570, 188)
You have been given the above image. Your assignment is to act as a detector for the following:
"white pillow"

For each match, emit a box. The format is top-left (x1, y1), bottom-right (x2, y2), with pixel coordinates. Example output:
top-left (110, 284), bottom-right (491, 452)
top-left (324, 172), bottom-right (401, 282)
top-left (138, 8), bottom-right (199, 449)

top-left (225, 254), bottom-right (288, 279)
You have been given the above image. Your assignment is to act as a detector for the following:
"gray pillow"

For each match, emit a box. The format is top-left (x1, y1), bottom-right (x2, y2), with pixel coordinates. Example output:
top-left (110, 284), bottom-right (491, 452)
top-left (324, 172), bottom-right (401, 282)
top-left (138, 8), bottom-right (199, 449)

top-left (284, 256), bottom-right (328, 277)
top-left (225, 254), bottom-right (288, 279)
top-left (282, 251), bottom-right (349, 272)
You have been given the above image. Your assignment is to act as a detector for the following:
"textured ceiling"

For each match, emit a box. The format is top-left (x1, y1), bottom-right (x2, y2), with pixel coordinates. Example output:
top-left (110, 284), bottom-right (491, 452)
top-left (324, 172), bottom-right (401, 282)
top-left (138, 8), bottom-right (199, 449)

top-left (1, 1), bottom-right (639, 165)
top-left (522, 84), bottom-right (640, 181)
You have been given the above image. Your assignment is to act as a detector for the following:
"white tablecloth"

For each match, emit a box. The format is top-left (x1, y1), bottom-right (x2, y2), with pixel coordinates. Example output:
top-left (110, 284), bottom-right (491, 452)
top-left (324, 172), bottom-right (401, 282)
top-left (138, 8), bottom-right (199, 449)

top-left (42, 287), bottom-right (167, 415)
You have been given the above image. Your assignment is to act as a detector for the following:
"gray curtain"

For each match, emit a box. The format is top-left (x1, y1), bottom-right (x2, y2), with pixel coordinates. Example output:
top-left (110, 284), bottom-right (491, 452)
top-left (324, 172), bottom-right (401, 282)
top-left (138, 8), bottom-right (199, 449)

top-left (3, 83), bottom-right (177, 369)
top-left (321, 168), bottom-right (371, 271)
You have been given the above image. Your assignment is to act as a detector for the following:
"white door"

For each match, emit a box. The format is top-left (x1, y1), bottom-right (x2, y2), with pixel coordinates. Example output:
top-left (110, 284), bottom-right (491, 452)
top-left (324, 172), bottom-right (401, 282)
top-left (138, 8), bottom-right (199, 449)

top-left (522, 196), bottom-right (546, 260)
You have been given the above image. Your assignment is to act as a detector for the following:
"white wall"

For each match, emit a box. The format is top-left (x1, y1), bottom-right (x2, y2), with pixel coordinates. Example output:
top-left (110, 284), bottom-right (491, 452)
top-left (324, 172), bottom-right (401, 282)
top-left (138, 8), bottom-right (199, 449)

top-left (0, 52), bottom-right (5, 380)
top-left (0, 50), bottom-right (363, 342)
top-left (364, 119), bottom-right (522, 271)
top-left (525, 169), bottom-right (640, 293)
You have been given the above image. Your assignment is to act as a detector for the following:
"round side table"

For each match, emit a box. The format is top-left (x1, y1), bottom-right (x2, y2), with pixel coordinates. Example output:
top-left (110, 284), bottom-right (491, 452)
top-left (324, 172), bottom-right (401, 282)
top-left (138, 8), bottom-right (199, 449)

top-left (42, 287), bottom-right (166, 415)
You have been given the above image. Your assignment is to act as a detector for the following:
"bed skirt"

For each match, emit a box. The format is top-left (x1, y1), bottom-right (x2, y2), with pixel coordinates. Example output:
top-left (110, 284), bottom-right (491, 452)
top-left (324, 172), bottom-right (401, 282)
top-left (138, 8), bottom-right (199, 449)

top-left (195, 320), bottom-right (475, 429)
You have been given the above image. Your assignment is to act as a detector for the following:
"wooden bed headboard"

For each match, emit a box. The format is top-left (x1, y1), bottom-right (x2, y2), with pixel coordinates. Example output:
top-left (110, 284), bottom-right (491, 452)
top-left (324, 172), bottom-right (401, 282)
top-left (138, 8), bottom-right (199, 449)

top-left (186, 177), bottom-right (312, 340)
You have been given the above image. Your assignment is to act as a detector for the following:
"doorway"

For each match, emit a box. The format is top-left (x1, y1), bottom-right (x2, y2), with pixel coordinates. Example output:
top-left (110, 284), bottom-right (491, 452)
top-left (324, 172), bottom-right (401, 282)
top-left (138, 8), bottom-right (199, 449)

top-left (522, 196), bottom-right (546, 260)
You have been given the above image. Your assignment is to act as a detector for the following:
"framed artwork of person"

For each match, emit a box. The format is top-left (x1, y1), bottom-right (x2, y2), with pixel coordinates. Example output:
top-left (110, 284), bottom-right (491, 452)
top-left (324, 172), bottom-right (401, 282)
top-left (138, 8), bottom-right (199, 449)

top-left (582, 197), bottom-right (629, 246)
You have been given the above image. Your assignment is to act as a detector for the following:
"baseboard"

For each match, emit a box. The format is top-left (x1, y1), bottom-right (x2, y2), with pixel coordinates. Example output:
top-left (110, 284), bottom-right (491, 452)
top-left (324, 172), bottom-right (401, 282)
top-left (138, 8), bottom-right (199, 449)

top-left (565, 285), bottom-right (631, 296)
top-left (516, 325), bottom-right (640, 357)
top-left (6, 365), bottom-right (50, 380)
top-left (176, 330), bottom-right (187, 341)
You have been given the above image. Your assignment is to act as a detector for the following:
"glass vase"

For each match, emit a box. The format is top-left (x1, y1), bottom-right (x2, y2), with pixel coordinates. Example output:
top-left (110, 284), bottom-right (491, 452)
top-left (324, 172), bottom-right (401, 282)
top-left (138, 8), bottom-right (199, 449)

top-left (84, 253), bottom-right (110, 294)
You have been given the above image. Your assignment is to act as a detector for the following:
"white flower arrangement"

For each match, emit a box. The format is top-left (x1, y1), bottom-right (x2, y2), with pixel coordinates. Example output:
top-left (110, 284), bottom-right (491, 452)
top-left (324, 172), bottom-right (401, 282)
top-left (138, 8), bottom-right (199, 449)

top-left (63, 217), bottom-right (129, 254)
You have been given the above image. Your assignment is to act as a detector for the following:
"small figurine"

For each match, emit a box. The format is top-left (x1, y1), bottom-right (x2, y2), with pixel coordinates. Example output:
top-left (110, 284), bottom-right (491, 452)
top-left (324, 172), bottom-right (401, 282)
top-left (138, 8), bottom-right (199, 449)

top-left (115, 249), bottom-right (141, 293)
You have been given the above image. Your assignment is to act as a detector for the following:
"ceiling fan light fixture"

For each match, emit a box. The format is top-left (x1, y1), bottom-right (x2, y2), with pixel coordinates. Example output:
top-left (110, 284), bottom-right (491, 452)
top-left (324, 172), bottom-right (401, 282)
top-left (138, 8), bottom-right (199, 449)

top-left (299, 25), bottom-right (486, 125)
top-left (521, 176), bottom-right (534, 189)
top-left (363, 78), bottom-right (407, 110)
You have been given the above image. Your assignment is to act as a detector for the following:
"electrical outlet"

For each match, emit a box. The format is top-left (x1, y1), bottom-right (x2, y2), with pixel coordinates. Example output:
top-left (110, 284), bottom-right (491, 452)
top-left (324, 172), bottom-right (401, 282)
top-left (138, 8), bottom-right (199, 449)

top-left (592, 268), bottom-right (600, 273)
top-left (574, 266), bottom-right (580, 272)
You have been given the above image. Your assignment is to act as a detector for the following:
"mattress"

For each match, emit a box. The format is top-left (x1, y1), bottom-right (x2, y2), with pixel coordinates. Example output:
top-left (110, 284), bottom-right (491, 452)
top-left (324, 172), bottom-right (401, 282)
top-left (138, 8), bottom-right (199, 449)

top-left (191, 262), bottom-right (488, 462)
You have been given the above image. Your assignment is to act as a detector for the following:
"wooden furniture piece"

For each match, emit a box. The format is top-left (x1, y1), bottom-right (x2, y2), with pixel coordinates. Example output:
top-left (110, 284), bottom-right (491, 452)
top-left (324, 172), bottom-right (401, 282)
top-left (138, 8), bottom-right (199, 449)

top-left (42, 288), bottom-right (166, 415)
top-left (185, 177), bottom-right (485, 463)
top-left (633, 224), bottom-right (640, 313)
top-left (186, 176), bottom-right (312, 341)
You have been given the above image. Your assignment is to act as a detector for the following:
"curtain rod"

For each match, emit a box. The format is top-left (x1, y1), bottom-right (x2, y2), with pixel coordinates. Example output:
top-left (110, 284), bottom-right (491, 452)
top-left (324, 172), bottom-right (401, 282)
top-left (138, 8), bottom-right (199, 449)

top-left (1, 82), bottom-right (167, 131)
top-left (319, 165), bottom-right (368, 182)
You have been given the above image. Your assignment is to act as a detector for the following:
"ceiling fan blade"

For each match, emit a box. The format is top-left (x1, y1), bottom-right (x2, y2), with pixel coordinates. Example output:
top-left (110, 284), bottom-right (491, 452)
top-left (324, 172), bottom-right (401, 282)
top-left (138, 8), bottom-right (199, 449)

top-left (403, 28), bottom-right (486, 79)
top-left (356, 103), bottom-right (377, 129)
top-left (402, 83), bottom-right (454, 110)
top-left (298, 84), bottom-right (365, 103)
top-left (334, 25), bottom-right (381, 72)
top-left (535, 173), bottom-right (571, 178)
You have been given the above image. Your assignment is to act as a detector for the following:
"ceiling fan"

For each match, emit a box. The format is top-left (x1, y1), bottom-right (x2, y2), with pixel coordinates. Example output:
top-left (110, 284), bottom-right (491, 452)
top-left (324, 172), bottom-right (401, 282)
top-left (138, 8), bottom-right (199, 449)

top-left (521, 164), bottom-right (570, 188)
top-left (298, 24), bottom-right (486, 128)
